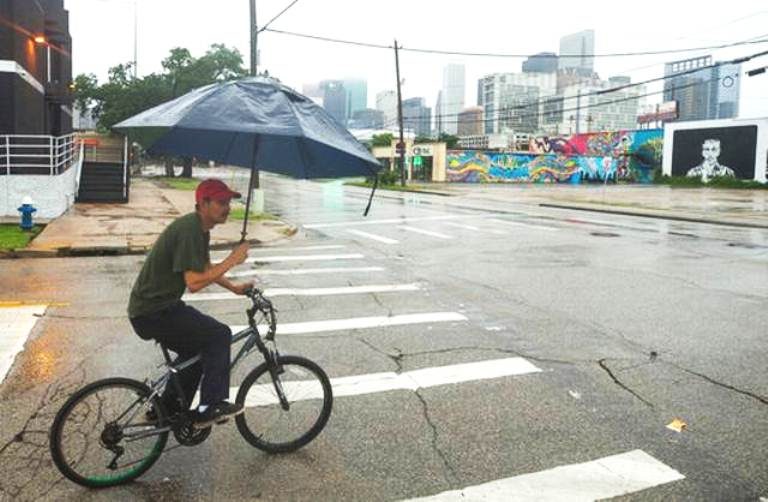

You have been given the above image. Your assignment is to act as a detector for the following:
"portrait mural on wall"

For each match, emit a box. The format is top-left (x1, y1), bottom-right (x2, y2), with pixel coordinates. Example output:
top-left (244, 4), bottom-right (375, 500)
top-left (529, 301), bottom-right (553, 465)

top-left (671, 126), bottom-right (758, 181)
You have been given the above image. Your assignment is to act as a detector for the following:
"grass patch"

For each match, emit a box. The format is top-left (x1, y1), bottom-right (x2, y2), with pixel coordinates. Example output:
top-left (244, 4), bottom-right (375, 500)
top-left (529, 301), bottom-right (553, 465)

top-left (154, 177), bottom-right (200, 190)
top-left (347, 181), bottom-right (432, 192)
top-left (656, 175), bottom-right (768, 189)
top-left (0, 224), bottom-right (43, 250)
top-left (228, 208), bottom-right (278, 221)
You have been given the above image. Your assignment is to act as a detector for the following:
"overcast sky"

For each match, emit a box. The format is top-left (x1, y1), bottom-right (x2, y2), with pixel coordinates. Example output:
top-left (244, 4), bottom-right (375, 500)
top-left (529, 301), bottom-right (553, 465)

top-left (64, 0), bottom-right (768, 118)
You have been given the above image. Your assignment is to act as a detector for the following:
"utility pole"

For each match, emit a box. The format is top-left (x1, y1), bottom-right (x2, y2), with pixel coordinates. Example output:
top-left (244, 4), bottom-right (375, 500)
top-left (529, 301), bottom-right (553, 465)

top-left (394, 39), bottom-right (406, 187)
top-left (133, 0), bottom-right (138, 78)
top-left (249, 0), bottom-right (260, 188)
top-left (575, 89), bottom-right (582, 135)
top-left (249, 0), bottom-right (258, 76)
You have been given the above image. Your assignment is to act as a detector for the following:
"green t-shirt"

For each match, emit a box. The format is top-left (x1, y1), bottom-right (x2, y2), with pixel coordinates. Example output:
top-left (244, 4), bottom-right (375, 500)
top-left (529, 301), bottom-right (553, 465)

top-left (128, 212), bottom-right (210, 318)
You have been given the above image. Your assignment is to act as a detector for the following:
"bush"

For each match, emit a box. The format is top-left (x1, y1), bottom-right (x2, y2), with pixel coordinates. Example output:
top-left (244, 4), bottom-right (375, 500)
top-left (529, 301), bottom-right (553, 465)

top-left (656, 175), bottom-right (768, 189)
top-left (368, 169), bottom-right (400, 185)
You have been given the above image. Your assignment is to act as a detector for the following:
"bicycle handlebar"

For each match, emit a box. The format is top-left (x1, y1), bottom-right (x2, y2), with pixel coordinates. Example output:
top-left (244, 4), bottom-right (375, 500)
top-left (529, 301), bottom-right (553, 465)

top-left (244, 287), bottom-right (277, 340)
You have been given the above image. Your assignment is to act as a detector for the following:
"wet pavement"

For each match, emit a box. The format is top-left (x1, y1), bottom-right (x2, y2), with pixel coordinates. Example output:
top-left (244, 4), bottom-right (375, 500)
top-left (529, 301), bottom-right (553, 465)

top-left (4, 176), bottom-right (296, 258)
top-left (0, 173), bottom-right (766, 501)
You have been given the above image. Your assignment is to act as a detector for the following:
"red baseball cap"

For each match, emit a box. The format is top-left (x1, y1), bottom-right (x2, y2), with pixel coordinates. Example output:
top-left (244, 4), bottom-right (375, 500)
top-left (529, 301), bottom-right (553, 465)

top-left (195, 179), bottom-right (242, 204)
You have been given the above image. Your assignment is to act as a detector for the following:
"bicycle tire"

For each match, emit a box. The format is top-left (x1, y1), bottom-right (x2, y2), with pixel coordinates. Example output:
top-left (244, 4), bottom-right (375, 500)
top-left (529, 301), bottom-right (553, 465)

top-left (235, 355), bottom-right (333, 453)
top-left (49, 377), bottom-right (169, 488)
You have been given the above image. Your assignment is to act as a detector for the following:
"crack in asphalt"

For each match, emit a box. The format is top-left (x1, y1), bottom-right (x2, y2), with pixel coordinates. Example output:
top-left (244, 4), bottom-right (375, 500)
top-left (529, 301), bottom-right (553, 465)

top-left (597, 359), bottom-right (654, 408)
top-left (414, 390), bottom-right (459, 487)
top-left (358, 338), bottom-right (403, 373)
top-left (672, 365), bottom-right (768, 406)
top-left (369, 292), bottom-right (393, 316)
top-left (0, 364), bottom-right (87, 499)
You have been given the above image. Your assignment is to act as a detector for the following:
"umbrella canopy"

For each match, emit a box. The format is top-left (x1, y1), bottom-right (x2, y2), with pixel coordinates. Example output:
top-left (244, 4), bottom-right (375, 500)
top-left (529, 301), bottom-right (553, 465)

top-left (113, 76), bottom-right (381, 179)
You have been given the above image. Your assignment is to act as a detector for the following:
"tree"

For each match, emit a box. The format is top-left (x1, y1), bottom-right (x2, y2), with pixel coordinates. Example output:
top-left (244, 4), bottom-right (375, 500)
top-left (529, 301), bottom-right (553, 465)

top-left (80, 44), bottom-right (248, 177)
top-left (437, 133), bottom-right (459, 149)
top-left (371, 133), bottom-right (394, 147)
top-left (72, 73), bottom-right (98, 115)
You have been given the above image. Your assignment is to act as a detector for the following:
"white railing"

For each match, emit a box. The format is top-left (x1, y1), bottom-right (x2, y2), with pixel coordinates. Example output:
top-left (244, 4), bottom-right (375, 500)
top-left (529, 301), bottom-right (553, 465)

top-left (0, 133), bottom-right (79, 175)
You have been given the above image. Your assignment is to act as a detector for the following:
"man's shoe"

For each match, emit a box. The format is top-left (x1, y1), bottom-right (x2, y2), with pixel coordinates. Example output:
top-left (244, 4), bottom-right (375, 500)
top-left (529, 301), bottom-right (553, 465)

top-left (193, 401), bottom-right (244, 429)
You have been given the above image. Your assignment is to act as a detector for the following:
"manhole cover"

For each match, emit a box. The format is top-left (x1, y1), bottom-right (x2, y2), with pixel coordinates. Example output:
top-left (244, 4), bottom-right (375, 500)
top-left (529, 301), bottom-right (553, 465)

top-left (590, 232), bottom-right (620, 237)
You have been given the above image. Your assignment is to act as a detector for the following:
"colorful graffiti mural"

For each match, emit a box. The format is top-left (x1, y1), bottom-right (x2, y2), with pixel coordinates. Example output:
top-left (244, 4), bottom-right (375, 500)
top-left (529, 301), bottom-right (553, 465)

top-left (447, 129), bottom-right (663, 184)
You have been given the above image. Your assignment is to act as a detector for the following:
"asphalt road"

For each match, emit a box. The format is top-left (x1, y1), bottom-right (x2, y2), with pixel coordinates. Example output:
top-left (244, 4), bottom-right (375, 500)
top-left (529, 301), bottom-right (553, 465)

top-left (1, 175), bottom-right (766, 501)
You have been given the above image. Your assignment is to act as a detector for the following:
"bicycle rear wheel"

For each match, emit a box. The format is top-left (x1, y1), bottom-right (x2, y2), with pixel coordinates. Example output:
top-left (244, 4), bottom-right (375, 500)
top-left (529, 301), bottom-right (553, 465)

top-left (49, 378), bottom-right (169, 488)
top-left (235, 355), bottom-right (333, 453)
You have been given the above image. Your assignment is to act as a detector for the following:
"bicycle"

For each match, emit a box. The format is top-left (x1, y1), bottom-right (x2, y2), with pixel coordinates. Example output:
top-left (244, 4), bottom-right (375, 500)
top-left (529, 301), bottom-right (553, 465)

top-left (49, 288), bottom-right (334, 488)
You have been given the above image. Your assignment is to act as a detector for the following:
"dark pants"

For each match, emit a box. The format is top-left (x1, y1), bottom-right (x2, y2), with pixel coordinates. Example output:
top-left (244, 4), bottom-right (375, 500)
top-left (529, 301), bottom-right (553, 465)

top-left (130, 302), bottom-right (231, 410)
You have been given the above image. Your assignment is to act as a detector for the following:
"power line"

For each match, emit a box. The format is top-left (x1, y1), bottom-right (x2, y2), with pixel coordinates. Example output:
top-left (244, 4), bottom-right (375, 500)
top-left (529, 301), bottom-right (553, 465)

top-left (258, 0), bottom-right (300, 34)
top-left (408, 48), bottom-right (768, 124)
top-left (264, 27), bottom-right (768, 59)
top-left (379, 72), bottom-right (735, 129)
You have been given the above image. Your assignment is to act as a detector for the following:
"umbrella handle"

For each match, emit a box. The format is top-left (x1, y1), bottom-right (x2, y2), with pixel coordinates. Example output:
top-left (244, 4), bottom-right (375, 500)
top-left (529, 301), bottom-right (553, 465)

top-left (241, 138), bottom-right (260, 242)
top-left (363, 173), bottom-right (378, 217)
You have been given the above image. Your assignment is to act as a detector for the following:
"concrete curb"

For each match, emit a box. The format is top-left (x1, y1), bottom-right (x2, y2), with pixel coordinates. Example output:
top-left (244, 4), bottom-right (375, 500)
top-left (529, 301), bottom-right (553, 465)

top-left (1, 223), bottom-right (299, 259)
top-left (540, 203), bottom-right (768, 230)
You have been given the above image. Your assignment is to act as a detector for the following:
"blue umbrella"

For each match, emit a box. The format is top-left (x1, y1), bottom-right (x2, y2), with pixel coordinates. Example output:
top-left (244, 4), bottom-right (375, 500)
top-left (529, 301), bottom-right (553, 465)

top-left (114, 76), bottom-right (382, 237)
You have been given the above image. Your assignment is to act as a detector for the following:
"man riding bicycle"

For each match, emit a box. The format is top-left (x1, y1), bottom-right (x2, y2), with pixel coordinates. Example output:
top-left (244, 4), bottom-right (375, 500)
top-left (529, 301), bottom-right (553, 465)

top-left (128, 179), bottom-right (254, 428)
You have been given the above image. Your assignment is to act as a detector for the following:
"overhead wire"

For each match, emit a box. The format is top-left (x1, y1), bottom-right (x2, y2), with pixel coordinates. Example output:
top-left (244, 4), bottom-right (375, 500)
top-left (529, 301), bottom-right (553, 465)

top-left (263, 27), bottom-right (768, 59)
top-left (258, 0), bottom-right (301, 34)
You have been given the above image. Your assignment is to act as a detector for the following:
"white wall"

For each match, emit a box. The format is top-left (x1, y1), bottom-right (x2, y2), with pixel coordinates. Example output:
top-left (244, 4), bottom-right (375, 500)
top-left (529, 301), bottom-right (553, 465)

top-left (662, 118), bottom-right (768, 183)
top-left (0, 156), bottom-right (82, 218)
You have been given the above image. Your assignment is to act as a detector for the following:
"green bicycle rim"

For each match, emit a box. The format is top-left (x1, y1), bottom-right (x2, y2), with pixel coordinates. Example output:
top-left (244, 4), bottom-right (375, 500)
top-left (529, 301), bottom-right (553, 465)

top-left (84, 435), bottom-right (166, 486)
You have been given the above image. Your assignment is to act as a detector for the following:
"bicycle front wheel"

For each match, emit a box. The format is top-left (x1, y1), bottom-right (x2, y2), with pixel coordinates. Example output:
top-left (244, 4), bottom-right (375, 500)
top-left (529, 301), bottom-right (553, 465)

top-left (49, 378), bottom-right (168, 488)
top-left (235, 355), bottom-right (333, 453)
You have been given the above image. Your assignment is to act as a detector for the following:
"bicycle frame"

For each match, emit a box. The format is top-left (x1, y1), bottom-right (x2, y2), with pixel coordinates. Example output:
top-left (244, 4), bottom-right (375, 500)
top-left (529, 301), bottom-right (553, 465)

top-left (121, 290), bottom-right (280, 440)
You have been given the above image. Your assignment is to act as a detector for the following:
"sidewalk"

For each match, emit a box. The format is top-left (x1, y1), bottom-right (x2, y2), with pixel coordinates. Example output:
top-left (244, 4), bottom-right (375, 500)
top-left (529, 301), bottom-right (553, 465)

top-left (13, 178), bottom-right (296, 258)
top-left (411, 183), bottom-right (768, 229)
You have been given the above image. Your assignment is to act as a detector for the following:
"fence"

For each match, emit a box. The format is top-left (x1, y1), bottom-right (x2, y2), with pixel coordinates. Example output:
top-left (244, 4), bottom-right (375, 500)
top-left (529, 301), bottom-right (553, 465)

top-left (0, 134), bottom-right (79, 176)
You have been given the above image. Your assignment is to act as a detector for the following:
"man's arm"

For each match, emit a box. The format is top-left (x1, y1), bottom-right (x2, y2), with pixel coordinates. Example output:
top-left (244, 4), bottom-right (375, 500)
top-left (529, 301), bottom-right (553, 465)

top-left (183, 242), bottom-right (249, 293)
top-left (215, 274), bottom-right (254, 295)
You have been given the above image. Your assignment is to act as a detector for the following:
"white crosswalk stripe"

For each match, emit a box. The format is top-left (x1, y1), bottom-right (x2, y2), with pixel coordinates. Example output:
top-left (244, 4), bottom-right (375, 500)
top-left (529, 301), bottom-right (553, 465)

top-left (229, 311), bottom-right (467, 335)
top-left (235, 357), bottom-right (541, 406)
top-left (304, 215), bottom-right (476, 229)
top-left (245, 253), bottom-right (364, 264)
top-left (402, 449), bottom-right (685, 501)
top-left (228, 266), bottom-right (385, 278)
top-left (399, 226), bottom-right (454, 239)
top-left (489, 218), bottom-right (558, 232)
top-left (212, 245), bottom-right (346, 260)
top-left (443, 221), bottom-right (507, 235)
top-left (0, 305), bottom-right (47, 383)
top-left (347, 229), bottom-right (399, 244)
top-left (183, 284), bottom-right (420, 302)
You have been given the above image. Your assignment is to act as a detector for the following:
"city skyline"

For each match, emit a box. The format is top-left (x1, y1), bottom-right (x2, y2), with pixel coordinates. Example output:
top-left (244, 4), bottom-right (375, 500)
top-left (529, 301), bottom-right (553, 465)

top-left (64, 1), bottom-right (768, 120)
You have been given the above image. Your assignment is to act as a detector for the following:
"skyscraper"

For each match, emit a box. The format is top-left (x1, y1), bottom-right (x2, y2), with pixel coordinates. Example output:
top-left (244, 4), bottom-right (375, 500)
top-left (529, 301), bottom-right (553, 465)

top-left (523, 52), bottom-right (559, 73)
top-left (663, 55), bottom-right (741, 121)
top-left (458, 107), bottom-right (484, 136)
top-left (343, 78), bottom-right (368, 117)
top-left (320, 80), bottom-right (348, 125)
top-left (402, 98), bottom-right (432, 137)
top-left (559, 30), bottom-right (595, 74)
top-left (440, 64), bottom-right (465, 135)
top-left (375, 90), bottom-right (397, 127)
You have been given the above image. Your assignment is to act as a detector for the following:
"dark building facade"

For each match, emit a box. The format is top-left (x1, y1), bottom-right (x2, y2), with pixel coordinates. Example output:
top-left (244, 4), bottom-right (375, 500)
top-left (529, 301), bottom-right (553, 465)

top-left (349, 108), bottom-right (384, 129)
top-left (522, 52), bottom-right (558, 73)
top-left (402, 97), bottom-right (431, 137)
top-left (663, 55), bottom-right (741, 122)
top-left (320, 80), bottom-right (348, 126)
top-left (0, 0), bottom-right (73, 135)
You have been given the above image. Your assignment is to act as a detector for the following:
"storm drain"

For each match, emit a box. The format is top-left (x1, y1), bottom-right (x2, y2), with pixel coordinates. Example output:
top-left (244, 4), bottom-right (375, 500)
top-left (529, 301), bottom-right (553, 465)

top-left (590, 231), bottom-right (620, 238)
